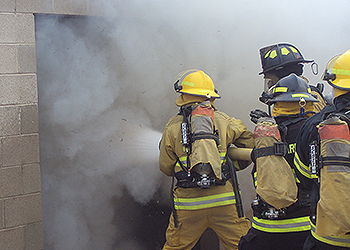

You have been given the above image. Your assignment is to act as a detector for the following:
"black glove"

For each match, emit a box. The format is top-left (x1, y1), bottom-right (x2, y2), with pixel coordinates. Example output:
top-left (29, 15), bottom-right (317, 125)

top-left (250, 109), bottom-right (270, 124)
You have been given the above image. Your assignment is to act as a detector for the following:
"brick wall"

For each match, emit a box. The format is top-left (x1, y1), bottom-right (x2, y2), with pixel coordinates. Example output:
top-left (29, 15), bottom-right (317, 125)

top-left (0, 8), bottom-right (43, 249)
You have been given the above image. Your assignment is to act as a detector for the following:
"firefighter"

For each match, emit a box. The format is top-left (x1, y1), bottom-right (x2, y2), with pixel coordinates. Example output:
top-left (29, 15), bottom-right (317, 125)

top-left (256, 43), bottom-right (326, 115)
top-left (294, 49), bottom-right (350, 249)
top-left (159, 69), bottom-right (254, 250)
top-left (239, 74), bottom-right (319, 250)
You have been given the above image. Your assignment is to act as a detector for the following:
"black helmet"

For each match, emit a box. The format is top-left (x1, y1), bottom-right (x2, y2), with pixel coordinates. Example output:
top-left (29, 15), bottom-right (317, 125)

top-left (268, 73), bottom-right (319, 104)
top-left (259, 43), bottom-right (313, 75)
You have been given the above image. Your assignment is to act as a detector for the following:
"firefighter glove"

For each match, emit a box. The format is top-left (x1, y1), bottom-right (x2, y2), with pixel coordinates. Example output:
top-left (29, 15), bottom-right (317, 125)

top-left (250, 109), bottom-right (270, 124)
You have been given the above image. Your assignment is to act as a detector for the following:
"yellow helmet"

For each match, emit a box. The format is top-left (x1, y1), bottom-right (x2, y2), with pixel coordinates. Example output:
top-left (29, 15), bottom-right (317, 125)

top-left (323, 49), bottom-right (350, 90)
top-left (174, 69), bottom-right (220, 99)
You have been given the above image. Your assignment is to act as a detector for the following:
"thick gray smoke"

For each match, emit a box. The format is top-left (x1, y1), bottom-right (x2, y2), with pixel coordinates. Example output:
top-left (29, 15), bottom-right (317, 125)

top-left (36, 1), bottom-right (350, 249)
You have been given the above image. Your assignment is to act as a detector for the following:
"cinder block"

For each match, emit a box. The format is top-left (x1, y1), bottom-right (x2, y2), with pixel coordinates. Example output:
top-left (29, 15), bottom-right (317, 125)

top-left (16, 0), bottom-right (53, 14)
top-left (0, 226), bottom-right (25, 249)
top-left (1, 134), bottom-right (39, 167)
top-left (4, 193), bottom-right (42, 227)
top-left (0, 13), bottom-right (34, 43)
top-left (20, 104), bottom-right (39, 134)
top-left (0, 74), bottom-right (38, 105)
top-left (0, 0), bottom-right (16, 12)
top-left (17, 45), bottom-right (36, 73)
top-left (0, 45), bottom-right (17, 74)
top-left (0, 200), bottom-right (4, 229)
top-left (0, 106), bottom-right (20, 136)
top-left (54, 0), bottom-right (89, 15)
top-left (0, 14), bottom-right (16, 42)
top-left (0, 166), bottom-right (23, 198)
top-left (15, 13), bottom-right (35, 43)
top-left (23, 164), bottom-right (41, 194)
top-left (24, 222), bottom-right (43, 250)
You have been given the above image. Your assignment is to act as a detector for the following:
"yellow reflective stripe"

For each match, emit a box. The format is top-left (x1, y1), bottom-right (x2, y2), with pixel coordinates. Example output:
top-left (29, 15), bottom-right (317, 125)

top-left (269, 50), bottom-right (277, 59)
top-left (310, 221), bottom-right (350, 247)
top-left (220, 152), bottom-right (226, 164)
top-left (182, 81), bottom-right (195, 87)
top-left (273, 87), bottom-right (288, 93)
top-left (174, 192), bottom-right (235, 210)
top-left (289, 46), bottom-right (298, 53)
top-left (176, 156), bottom-right (188, 168)
top-left (178, 156), bottom-right (187, 162)
top-left (253, 171), bottom-right (257, 187)
top-left (281, 47), bottom-right (290, 55)
top-left (332, 68), bottom-right (350, 76)
top-left (291, 93), bottom-right (309, 98)
top-left (294, 152), bottom-right (317, 179)
top-left (252, 216), bottom-right (310, 233)
top-left (220, 152), bottom-right (226, 157)
top-left (292, 169), bottom-right (300, 183)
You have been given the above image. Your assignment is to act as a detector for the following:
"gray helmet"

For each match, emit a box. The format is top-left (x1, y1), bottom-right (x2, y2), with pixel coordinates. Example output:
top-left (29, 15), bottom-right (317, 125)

top-left (268, 73), bottom-right (319, 104)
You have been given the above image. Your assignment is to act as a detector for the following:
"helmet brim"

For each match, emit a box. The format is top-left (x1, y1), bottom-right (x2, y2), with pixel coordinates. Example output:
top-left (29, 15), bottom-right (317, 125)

top-left (259, 59), bottom-right (314, 75)
top-left (328, 79), bottom-right (350, 91)
top-left (179, 89), bottom-right (221, 99)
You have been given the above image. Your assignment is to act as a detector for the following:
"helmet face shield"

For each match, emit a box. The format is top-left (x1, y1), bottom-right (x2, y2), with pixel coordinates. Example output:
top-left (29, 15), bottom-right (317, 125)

top-left (268, 73), bottom-right (319, 104)
top-left (264, 78), bottom-right (274, 92)
top-left (263, 73), bottom-right (280, 92)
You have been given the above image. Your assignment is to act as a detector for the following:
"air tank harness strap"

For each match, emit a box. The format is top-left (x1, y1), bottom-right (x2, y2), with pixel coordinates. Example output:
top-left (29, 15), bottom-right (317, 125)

top-left (251, 142), bottom-right (287, 163)
top-left (320, 156), bottom-right (350, 168)
top-left (171, 160), bottom-right (178, 228)
top-left (192, 132), bottom-right (220, 145)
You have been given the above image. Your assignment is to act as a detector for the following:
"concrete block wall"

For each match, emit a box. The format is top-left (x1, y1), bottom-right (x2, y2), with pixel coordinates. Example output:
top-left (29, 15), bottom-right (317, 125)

top-left (0, 0), bottom-right (102, 249)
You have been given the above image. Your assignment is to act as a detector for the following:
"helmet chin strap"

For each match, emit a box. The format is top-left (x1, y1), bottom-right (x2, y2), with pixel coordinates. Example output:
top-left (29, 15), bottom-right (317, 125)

top-left (268, 104), bottom-right (272, 116)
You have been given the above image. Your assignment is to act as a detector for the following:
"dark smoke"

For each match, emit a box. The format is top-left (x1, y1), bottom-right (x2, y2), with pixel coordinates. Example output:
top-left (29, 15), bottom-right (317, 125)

top-left (35, 1), bottom-right (350, 249)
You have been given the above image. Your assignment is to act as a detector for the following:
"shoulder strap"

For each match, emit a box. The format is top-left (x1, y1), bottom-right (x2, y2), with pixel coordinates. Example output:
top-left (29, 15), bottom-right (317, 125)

top-left (325, 110), bottom-right (350, 127)
top-left (251, 142), bottom-right (287, 163)
top-left (278, 116), bottom-right (306, 142)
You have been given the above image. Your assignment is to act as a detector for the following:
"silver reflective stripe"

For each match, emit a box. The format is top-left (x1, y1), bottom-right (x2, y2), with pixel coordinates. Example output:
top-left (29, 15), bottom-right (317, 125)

top-left (253, 219), bottom-right (309, 229)
top-left (174, 195), bottom-right (235, 207)
top-left (294, 152), bottom-right (314, 178)
top-left (327, 165), bottom-right (350, 173)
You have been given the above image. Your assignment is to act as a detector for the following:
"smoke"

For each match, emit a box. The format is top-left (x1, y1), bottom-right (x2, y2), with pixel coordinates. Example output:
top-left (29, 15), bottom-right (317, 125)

top-left (35, 1), bottom-right (350, 249)
top-left (36, 16), bottom-right (169, 249)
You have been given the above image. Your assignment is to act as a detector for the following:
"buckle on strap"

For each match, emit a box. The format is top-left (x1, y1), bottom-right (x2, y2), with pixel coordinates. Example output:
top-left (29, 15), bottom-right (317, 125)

top-left (274, 142), bottom-right (287, 156)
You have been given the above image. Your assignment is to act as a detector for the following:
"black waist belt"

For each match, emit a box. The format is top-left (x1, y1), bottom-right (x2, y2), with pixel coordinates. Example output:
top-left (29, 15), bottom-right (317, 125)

top-left (175, 165), bottom-right (230, 188)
